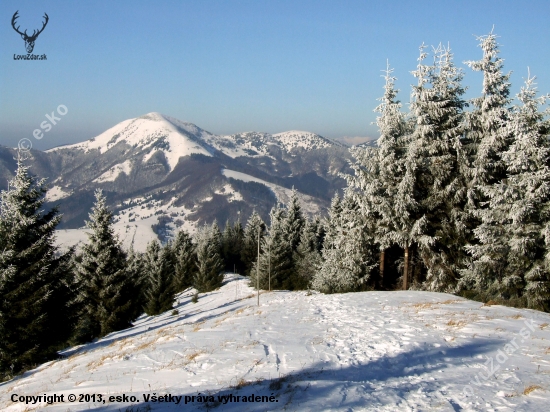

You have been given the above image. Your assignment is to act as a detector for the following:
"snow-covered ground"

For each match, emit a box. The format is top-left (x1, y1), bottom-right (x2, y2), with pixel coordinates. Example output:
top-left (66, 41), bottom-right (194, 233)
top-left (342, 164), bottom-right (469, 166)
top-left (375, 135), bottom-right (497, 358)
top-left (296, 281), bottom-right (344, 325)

top-left (2, 275), bottom-right (549, 411)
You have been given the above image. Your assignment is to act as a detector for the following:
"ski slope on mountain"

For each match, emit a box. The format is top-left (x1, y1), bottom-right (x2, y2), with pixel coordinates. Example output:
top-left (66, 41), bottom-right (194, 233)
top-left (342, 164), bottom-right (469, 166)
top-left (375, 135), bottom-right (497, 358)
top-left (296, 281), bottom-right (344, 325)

top-left (2, 275), bottom-right (549, 411)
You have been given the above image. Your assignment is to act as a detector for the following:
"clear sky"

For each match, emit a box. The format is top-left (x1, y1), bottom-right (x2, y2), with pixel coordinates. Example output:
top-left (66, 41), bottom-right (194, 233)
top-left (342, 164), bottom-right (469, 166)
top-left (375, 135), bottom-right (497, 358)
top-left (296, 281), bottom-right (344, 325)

top-left (1, 0), bottom-right (549, 150)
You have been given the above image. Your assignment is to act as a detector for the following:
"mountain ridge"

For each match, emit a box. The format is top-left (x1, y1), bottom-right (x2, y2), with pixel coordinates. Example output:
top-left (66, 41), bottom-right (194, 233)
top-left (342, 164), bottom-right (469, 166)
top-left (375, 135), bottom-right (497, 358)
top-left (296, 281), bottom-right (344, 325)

top-left (1, 112), bottom-right (351, 250)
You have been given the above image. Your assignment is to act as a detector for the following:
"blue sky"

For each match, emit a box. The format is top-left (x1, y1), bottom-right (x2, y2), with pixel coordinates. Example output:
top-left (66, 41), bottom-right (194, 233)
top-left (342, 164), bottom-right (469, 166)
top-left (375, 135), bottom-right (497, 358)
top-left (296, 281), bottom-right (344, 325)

top-left (1, 0), bottom-right (549, 150)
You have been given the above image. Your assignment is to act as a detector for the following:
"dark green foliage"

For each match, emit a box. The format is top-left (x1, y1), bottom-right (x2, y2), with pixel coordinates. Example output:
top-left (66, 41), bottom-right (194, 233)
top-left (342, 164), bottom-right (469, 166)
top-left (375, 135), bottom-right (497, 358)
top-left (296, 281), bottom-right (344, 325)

top-left (241, 212), bottom-right (266, 274)
top-left (284, 189), bottom-right (305, 254)
top-left (125, 248), bottom-right (147, 320)
top-left (194, 224), bottom-right (224, 293)
top-left (73, 189), bottom-right (136, 342)
top-left (171, 230), bottom-right (196, 293)
top-left (0, 156), bottom-right (72, 378)
top-left (292, 219), bottom-right (322, 290)
top-left (221, 220), bottom-right (245, 273)
top-left (144, 240), bottom-right (175, 316)
top-left (250, 204), bottom-right (294, 290)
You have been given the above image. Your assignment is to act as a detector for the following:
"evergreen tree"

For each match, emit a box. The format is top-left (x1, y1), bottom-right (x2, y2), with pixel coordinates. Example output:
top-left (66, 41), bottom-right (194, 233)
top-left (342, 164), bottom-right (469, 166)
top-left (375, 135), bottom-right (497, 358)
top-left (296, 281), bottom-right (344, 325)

top-left (73, 189), bottom-right (134, 340)
top-left (464, 31), bottom-right (513, 193)
top-left (171, 230), bottom-right (196, 293)
top-left (241, 211), bottom-right (266, 274)
top-left (292, 218), bottom-right (322, 289)
top-left (391, 45), bottom-right (434, 290)
top-left (0, 156), bottom-right (72, 377)
top-left (322, 194), bottom-right (342, 252)
top-left (460, 31), bottom-right (515, 294)
top-left (194, 224), bottom-right (224, 292)
top-left (250, 204), bottom-right (293, 290)
top-left (347, 61), bottom-right (408, 287)
top-left (210, 221), bottom-right (223, 253)
top-left (221, 220), bottom-right (234, 270)
top-left (314, 216), bottom-right (326, 253)
top-left (465, 73), bottom-right (550, 304)
top-left (284, 189), bottom-right (305, 253)
top-left (125, 247), bottom-right (147, 320)
top-left (144, 240), bottom-right (175, 316)
top-left (313, 191), bottom-right (377, 293)
top-left (221, 220), bottom-right (244, 272)
top-left (231, 220), bottom-right (245, 272)
top-left (410, 45), bottom-right (469, 291)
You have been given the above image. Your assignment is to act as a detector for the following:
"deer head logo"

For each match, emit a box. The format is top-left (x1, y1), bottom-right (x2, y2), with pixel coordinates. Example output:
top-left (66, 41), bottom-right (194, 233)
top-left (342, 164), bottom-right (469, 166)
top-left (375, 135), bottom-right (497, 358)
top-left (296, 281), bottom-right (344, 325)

top-left (11, 11), bottom-right (49, 54)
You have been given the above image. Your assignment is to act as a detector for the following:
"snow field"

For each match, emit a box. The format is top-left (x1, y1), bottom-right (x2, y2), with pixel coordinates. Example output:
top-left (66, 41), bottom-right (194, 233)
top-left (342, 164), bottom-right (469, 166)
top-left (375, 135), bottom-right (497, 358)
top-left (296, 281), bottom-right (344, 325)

top-left (1, 275), bottom-right (549, 411)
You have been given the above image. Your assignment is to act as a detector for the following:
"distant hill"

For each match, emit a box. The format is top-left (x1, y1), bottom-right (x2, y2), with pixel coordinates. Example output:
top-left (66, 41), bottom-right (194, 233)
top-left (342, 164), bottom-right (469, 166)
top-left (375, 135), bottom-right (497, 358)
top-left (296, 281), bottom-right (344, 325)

top-left (0, 112), bottom-right (351, 250)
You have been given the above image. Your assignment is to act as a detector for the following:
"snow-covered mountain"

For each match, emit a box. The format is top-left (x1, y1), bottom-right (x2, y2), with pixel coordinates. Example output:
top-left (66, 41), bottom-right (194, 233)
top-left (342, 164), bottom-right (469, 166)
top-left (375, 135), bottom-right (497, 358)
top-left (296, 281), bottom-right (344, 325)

top-left (0, 113), bottom-right (350, 250)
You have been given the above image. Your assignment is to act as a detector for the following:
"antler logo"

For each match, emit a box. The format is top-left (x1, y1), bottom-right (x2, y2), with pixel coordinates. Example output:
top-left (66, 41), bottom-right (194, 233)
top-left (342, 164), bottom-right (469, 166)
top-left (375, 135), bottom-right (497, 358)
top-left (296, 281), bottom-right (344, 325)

top-left (11, 11), bottom-right (49, 54)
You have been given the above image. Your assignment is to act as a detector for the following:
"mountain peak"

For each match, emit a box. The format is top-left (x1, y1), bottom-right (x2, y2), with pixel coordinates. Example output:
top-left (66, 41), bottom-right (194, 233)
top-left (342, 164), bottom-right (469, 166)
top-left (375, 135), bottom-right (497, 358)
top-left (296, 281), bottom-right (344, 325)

top-left (46, 112), bottom-right (213, 171)
top-left (137, 112), bottom-right (168, 121)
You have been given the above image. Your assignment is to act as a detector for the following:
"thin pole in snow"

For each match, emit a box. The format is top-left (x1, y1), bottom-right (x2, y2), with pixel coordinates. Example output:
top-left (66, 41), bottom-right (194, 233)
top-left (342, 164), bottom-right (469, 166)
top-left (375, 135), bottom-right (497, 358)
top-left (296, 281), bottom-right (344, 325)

top-left (268, 240), bottom-right (271, 292)
top-left (257, 225), bottom-right (260, 306)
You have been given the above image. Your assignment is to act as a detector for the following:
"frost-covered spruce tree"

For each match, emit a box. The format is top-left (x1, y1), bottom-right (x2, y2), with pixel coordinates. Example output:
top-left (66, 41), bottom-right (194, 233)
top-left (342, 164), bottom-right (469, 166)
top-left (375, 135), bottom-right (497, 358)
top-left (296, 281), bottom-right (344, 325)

top-left (144, 240), bottom-right (175, 316)
top-left (292, 218), bottom-right (322, 290)
top-left (347, 61), bottom-right (408, 286)
top-left (250, 204), bottom-right (293, 290)
top-left (210, 220), bottom-right (223, 255)
top-left (409, 45), bottom-right (469, 291)
top-left (389, 44), bottom-right (437, 290)
top-left (241, 211), bottom-right (266, 274)
top-left (0, 155), bottom-right (72, 377)
top-left (465, 73), bottom-right (550, 304)
top-left (519, 77), bottom-right (550, 311)
top-left (460, 31), bottom-right (514, 295)
top-left (73, 189), bottom-right (134, 340)
top-left (194, 224), bottom-right (224, 293)
top-left (312, 191), bottom-right (377, 293)
top-left (464, 31), bottom-right (512, 194)
top-left (322, 194), bottom-right (342, 252)
top-left (284, 188), bottom-right (305, 254)
top-left (171, 230), bottom-right (196, 293)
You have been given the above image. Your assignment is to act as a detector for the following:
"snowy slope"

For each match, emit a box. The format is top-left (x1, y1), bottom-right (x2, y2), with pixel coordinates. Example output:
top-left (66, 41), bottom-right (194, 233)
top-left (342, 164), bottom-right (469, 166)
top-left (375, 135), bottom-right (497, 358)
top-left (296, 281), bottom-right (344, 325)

top-left (2, 276), bottom-right (549, 411)
top-left (222, 169), bottom-right (323, 214)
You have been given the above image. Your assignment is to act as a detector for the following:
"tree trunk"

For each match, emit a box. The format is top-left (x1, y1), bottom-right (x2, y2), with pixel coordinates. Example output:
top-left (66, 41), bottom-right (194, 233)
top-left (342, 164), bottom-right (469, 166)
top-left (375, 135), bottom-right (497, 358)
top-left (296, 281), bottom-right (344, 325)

top-left (403, 246), bottom-right (409, 290)
top-left (379, 250), bottom-right (385, 288)
top-left (409, 247), bottom-right (414, 286)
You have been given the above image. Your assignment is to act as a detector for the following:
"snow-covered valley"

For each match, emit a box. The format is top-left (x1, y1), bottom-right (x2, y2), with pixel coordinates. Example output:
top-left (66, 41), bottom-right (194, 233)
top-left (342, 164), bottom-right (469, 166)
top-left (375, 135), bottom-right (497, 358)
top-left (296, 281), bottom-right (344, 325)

top-left (2, 275), bottom-right (549, 411)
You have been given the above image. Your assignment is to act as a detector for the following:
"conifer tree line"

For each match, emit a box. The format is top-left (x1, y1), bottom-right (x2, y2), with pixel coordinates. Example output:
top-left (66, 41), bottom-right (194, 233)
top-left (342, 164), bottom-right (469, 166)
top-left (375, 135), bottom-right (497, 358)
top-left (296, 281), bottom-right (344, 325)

top-left (0, 157), bottom-right (319, 379)
top-left (314, 32), bottom-right (550, 311)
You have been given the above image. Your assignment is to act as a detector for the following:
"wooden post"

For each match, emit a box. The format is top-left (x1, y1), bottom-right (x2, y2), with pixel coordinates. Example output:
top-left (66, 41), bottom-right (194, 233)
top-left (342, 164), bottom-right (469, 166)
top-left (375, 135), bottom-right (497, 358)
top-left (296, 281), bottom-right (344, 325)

top-left (403, 246), bottom-right (409, 290)
top-left (268, 241), bottom-right (271, 292)
top-left (257, 226), bottom-right (260, 306)
top-left (379, 249), bottom-right (385, 287)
